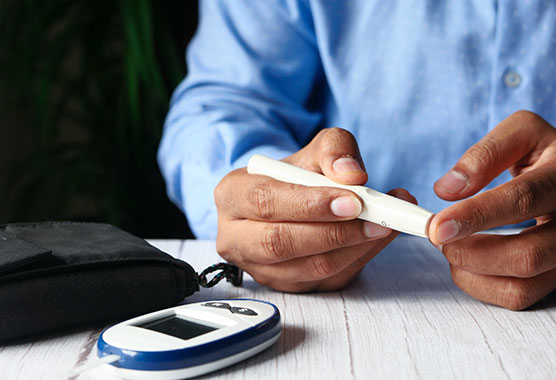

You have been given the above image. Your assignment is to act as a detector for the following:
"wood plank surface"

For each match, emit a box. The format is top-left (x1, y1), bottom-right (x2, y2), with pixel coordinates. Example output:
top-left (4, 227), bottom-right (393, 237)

top-left (1, 236), bottom-right (555, 380)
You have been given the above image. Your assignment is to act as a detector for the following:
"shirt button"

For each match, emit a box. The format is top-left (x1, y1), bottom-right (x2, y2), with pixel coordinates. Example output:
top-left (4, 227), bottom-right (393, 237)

top-left (503, 70), bottom-right (521, 88)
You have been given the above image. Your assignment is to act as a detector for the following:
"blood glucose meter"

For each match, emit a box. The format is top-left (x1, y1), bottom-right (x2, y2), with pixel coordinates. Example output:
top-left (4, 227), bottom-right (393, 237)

top-left (96, 299), bottom-right (281, 379)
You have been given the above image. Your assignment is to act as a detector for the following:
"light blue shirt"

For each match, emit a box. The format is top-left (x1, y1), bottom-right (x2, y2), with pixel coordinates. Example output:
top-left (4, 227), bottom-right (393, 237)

top-left (158, 0), bottom-right (556, 239)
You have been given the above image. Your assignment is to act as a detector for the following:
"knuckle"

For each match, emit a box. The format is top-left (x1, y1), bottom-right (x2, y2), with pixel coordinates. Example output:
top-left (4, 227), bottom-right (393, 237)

top-left (261, 224), bottom-right (293, 262)
top-left (213, 182), bottom-right (223, 207)
top-left (307, 255), bottom-right (336, 279)
top-left (468, 199), bottom-right (490, 230)
top-left (449, 265), bottom-right (471, 295)
top-left (513, 110), bottom-right (541, 127)
top-left (463, 138), bottom-right (499, 176)
top-left (215, 236), bottom-right (227, 257)
top-left (443, 244), bottom-right (467, 268)
top-left (513, 240), bottom-right (545, 278)
top-left (499, 281), bottom-right (533, 311)
top-left (511, 110), bottom-right (555, 138)
top-left (215, 233), bottom-right (239, 263)
top-left (215, 237), bottom-right (234, 263)
top-left (325, 223), bottom-right (350, 249)
top-left (299, 189), bottom-right (323, 219)
top-left (215, 221), bottom-right (228, 255)
top-left (319, 127), bottom-right (356, 147)
top-left (250, 182), bottom-right (275, 220)
top-left (251, 272), bottom-right (274, 288)
top-left (214, 169), bottom-right (241, 210)
top-left (449, 265), bottom-right (465, 288)
top-left (213, 176), bottom-right (228, 209)
top-left (512, 180), bottom-right (542, 219)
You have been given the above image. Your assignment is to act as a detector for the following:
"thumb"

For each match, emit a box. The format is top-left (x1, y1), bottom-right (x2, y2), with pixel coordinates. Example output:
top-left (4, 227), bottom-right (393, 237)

top-left (434, 111), bottom-right (551, 201)
top-left (311, 127), bottom-right (368, 185)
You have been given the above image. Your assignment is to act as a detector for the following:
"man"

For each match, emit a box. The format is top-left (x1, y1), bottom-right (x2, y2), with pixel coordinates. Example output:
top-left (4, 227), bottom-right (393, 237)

top-left (158, 1), bottom-right (556, 310)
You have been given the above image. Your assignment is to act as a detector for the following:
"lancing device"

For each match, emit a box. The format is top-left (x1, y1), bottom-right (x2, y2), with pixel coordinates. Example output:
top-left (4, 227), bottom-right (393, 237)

top-left (247, 154), bottom-right (434, 238)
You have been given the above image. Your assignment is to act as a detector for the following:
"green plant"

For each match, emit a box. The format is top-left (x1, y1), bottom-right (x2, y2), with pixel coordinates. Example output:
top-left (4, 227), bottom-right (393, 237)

top-left (0, 0), bottom-right (195, 237)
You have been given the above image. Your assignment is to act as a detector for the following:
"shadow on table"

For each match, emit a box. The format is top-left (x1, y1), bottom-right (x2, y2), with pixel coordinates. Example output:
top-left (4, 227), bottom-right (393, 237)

top-left (336, 242), bottom-right (460, 303)
top-left (194, 323), bottom-right (306, 379)
top-left (527, 290), bottom-right (556, 311)
top-left (341, 241), bottom-right (556, 312)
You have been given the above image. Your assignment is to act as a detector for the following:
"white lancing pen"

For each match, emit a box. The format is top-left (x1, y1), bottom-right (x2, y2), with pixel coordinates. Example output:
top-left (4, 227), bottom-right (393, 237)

top-left (247, 154), bottom-right (434, 238)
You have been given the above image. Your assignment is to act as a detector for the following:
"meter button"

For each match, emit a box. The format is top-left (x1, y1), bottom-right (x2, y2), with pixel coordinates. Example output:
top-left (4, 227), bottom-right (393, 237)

top-left (203, 302), bottom-right (231, 310)
top-left (231, 307), bottom-right (258, 316)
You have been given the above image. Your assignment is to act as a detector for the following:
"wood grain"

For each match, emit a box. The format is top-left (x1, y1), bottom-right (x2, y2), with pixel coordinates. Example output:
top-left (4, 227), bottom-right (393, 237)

top-left (1, 236), bottom-right (555, 380)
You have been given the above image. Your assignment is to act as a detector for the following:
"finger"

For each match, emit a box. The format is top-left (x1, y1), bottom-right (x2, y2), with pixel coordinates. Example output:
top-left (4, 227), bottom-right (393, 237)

top-left (388, 187), bottom-right (418, 205)
top-left (243, 232), bottom-right (399, 292)
top-left (450, 265), bottom-right (556, 310)
top-left (215, 168), bottom-right (364, 222)
top-left (440, 221), bottom-right (556, 278)
top-left (217, 218), bottom-right (392, 265)
top-left (310, 241), bottom-right (390, 292)
top-left (429, 167), bottom-right (556, 244)
top-left (434, 111), bottom-right (556, 201)
top-left (255, 248), bottom-right (371, 293)
top-left (286, 127), bottom-right (368, 185)
top-left (217, 188), bottom-right (411, 264)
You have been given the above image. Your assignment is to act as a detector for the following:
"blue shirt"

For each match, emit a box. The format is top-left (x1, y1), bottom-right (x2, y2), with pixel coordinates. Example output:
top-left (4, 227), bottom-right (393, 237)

top-left (158, 0), bottom-right (556, 239)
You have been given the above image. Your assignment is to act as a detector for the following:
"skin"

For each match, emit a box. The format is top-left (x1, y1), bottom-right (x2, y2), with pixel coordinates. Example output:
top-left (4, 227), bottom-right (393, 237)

top-left (429, 110), bottom-right (556, 310)
top-left (215, 110), bottom-right (556, 310)
top-left (214, 128), bottom-right (416, 292)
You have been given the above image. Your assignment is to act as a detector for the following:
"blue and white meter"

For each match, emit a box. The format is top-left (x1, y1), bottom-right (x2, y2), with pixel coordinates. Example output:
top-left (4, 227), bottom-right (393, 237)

top-left (96, 299), bottom-right (281, 379)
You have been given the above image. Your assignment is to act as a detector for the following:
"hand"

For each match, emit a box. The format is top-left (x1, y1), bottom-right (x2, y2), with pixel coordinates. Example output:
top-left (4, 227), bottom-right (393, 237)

top-left (214, 128), bottom-right (415, 292)
top-left (429, 111), bottom-right (556, 310)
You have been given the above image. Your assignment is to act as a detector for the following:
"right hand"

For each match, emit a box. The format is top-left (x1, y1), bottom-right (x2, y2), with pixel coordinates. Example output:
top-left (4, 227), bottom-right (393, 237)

top-left (214, 128), bottom-right (416, 292)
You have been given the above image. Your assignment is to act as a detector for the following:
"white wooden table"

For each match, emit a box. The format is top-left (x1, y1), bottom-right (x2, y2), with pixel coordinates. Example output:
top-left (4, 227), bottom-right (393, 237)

top-left (2, 236), bottom-right (555, 380)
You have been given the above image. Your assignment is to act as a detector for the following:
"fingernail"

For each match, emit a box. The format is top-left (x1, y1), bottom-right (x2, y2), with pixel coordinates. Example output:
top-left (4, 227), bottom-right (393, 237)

top-left (332, 157), bottom-right (363, 174)
top-left (436, 220), bottom-right (460, 243)
top-left (331, 196), bottom-right (362, 217)
top-left (363, 221), bottom-right (392, 238)
top-left (435, 170), bottom-right (468, 193)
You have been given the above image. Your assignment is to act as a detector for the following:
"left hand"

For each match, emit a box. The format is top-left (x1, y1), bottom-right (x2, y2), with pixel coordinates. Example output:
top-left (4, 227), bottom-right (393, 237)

top-left (428, 110), bottom-right (556, 310)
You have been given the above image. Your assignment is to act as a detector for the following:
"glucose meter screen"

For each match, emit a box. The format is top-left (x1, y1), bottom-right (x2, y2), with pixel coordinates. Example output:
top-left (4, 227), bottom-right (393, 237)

top-left (140, 316), bottom-right (219, 340)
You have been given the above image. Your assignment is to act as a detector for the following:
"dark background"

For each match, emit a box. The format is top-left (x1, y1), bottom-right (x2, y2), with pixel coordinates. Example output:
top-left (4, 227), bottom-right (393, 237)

top-left (0, 0), bottom-right (199, 238)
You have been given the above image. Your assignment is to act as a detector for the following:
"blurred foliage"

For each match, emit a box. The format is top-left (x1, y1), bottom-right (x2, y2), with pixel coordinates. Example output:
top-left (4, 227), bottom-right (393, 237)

top-left (0, 0), bottom-right (197, 237)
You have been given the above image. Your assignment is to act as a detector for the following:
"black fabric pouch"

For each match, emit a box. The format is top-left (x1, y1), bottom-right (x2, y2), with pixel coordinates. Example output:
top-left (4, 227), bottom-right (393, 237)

top-left (0, 222), bottom-right (200, 342)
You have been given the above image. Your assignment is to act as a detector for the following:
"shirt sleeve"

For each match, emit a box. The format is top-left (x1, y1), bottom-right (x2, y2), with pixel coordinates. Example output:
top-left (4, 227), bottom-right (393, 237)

top-left (157, 0), bottom-right (323, 239)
